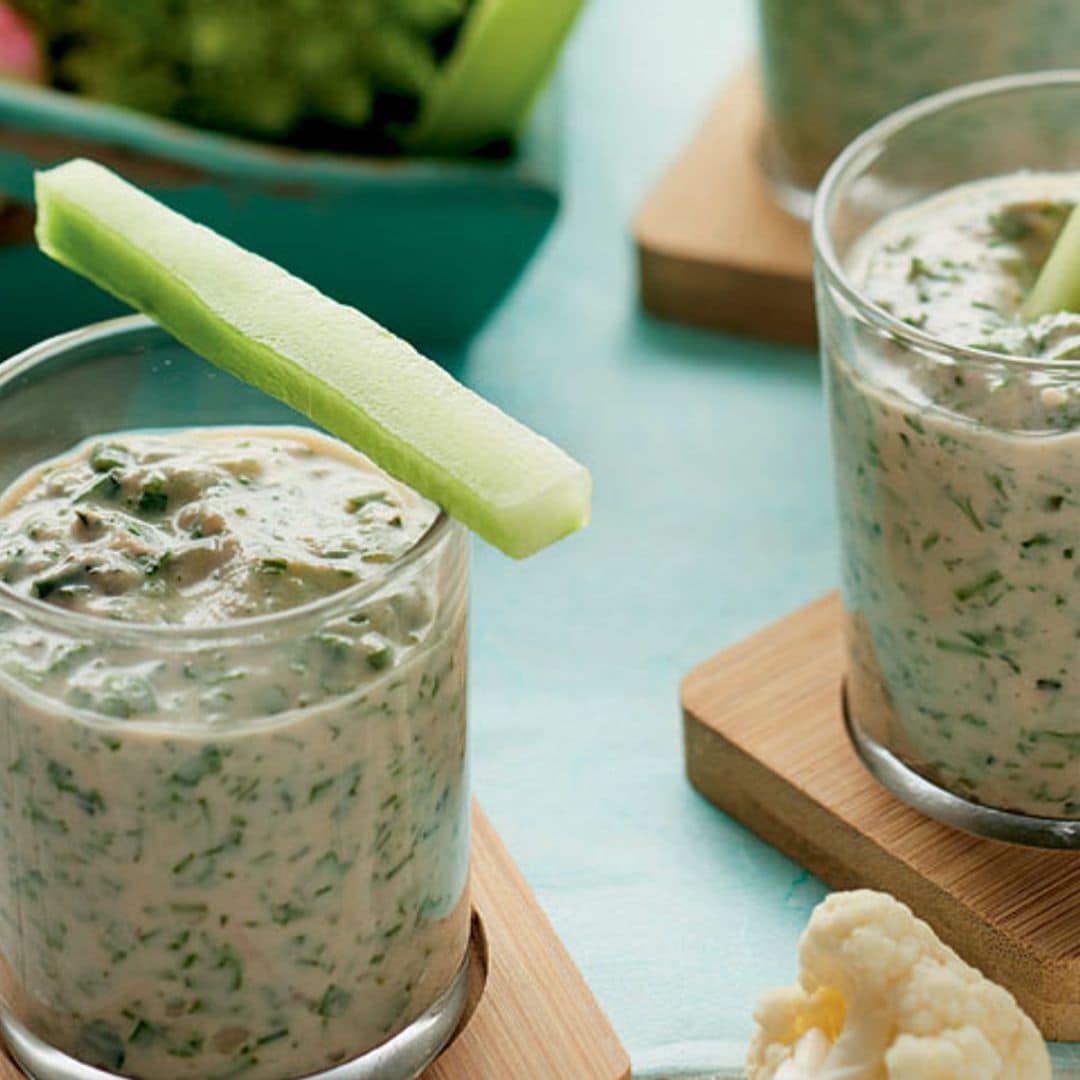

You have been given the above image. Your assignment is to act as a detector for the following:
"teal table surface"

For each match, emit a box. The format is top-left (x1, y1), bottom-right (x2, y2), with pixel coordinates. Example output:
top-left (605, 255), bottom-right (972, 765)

top-left (458, 1), bottom-right (1078, 1075)
top-left (465, 0), bottom-right (831, 1072)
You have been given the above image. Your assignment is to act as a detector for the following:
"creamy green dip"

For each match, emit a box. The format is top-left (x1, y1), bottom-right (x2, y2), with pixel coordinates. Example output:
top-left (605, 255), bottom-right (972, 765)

top-left (758, 0), bottom-right (1080, 194)
top-left (832, 172), bottom-right (1080, 818)
top-left (0, 427), bottom-right (435, 626)
top-left (0, 427), bottom-right (469, 1078)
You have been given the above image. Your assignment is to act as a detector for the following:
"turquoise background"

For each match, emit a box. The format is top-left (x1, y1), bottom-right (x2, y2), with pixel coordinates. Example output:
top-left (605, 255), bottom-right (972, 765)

top-left (461, 0), bottom-right (1079, 1074)
top-left (467, 0), bottom-right (831, 1070)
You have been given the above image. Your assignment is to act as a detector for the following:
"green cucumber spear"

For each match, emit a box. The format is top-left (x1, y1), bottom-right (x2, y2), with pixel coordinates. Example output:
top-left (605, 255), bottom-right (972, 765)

top-left (1024, 202), bottom-right (1080, 319)
top-left (35, 159), bottom-right (590, 558)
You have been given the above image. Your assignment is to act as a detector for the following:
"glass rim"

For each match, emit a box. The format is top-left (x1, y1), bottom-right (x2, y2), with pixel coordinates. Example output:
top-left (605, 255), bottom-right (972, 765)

top-left (812, 68), bottom-right (1080, 372)
top-left (0, 314), bottom-right (458, 644)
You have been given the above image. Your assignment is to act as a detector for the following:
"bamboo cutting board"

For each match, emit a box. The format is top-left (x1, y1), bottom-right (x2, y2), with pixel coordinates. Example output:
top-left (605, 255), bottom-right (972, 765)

top-left (0, 806), bottom-right (630, 1080)
top-left (634, 63), bottom-right (815, 345)
top-left (682, 593), bottom-right (1080, 1041)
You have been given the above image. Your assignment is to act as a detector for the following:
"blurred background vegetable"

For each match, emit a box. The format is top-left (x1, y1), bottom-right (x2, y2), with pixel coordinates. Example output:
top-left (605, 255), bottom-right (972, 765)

top-left (8, 0), bottom-right (467, 148)
top-left (1, 0), bottom-right (584, 154)
top-left (0, 0), bottom-right (583, 354)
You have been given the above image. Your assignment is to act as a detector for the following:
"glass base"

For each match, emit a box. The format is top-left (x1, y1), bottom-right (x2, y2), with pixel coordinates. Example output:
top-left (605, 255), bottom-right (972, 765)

top-left (1, 949), bottom-right (471, 1080)
top-left (843, 687), bottom-right (1080, 849)
top-left (757, 130), bottom-right (816, 222)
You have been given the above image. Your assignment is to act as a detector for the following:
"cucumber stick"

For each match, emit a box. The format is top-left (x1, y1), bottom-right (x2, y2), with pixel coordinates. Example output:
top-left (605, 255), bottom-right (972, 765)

top-left (1024, 202), bottom-right (1080, 319)
top-left (407, 0), bottom-right (583, 154)
top-left (35, 159), bottom-right (590, 558)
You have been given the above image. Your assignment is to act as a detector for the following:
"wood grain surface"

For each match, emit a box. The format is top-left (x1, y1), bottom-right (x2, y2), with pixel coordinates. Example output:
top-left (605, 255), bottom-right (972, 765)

top-left (428, 805), bottom-right (630, 1078)
top-left (682, 592), bottom-right (1080, 1040)
top-left (634, 63), bottom-right (815, 346)
top-left (0, 805), bottom-right (629, 1079)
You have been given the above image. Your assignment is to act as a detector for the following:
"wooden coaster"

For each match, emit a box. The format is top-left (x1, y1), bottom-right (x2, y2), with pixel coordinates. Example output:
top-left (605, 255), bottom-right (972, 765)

top-left (0, 805), bottom-right (629, 1080)
top-left (681, 593), bottom-right (1080, 1041)
top-left (428, 805), bottom-right (629, 1078)
top-left (634, 63), bottom-right (815, 346)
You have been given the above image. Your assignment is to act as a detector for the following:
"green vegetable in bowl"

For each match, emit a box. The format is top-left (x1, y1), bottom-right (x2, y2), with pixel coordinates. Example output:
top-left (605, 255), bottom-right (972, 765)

top-left (7, 0), bottom-right (584, 154)
top-left (10, 0), bottom-right (470, 145)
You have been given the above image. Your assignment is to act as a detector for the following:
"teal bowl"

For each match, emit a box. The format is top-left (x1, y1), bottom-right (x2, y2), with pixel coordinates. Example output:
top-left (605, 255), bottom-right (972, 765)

top-left (0, 80), bottom-right (561, 357)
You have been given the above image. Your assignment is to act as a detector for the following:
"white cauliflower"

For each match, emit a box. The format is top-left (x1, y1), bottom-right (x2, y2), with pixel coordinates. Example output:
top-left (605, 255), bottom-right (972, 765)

top-left (747, 889), bottom-right (1050, 1080)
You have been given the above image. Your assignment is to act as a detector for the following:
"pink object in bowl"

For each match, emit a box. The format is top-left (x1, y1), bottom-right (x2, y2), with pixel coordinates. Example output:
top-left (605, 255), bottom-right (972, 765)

top-left (0, 3), bottom-right (41, 82)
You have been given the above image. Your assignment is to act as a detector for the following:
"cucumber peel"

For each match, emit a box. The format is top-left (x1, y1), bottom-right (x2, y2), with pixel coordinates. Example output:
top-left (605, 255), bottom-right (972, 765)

top-left (406, 0), bottom-right (583, 154)
top-left (35, 159), bottom-right (590, 558)
top-left (1024, 203), bottom-right (1080, 320)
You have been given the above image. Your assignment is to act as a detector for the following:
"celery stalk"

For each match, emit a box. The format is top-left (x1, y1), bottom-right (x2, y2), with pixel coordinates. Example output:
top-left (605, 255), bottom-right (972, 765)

top-left (1024, 202), bottom-right (1080, 319)
top-left (406, 0), bottom-right (583, 154)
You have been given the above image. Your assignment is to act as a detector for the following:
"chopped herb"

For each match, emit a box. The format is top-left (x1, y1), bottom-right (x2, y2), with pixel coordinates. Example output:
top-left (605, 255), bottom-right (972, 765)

top-left (128, 1018), bottom-right (159, 1046)
top-left (142, 551), bottom-right (171, 577)
top-left (953, 570), bottom-right (1004, 603)
top-left (32, 568), bottom-right (87, 600)
top-left (46, 760), bottom-right (105, 815)
top-left (988, 208), bottom-right (1033, 242)
top-left (948, 495), bottom-right (984, 532)
top-left (958, 628), bottom-right (1005, 650)
top-left (308, 777), bottom-right (335, 803)
top-left (97, 674), bottom-right (157, 719)
top-left (137, 487), bottom-right (169, 515)
top-left (361, 633), bottom-right (392, 671)
top-left (934, 637), bottom-right (990, 659)
top-left (907, 256), bottom-right (945, 282)
top-left (1021, 533), bottom-right (1053, 550)
top-left (214, 943), bottom-right (244, 991)
top-left (271, 901), bottom-right (307, 926)
top-left (77, 1021), bottom-right (125, 1071)
top-left (346, 492), bottom-right (389, 513)
top-left (89, 444), bottom-right (131, 473)
top-left (170, 745), bottom-right (225, 787)
top-left (314, 985), bottom-right (350, 1019)
top-left (76, 471), bottom-right (122, 503)
top-left (256, 1029), bottom-right (290, 1047)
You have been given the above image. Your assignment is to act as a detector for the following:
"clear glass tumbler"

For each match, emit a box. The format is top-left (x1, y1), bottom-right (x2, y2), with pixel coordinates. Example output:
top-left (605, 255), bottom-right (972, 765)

top-left (758, 0), bottom-right (1080, 218)
top-left (0, 317), bottom-right (471, 1077)
top-left (815, 72), bottom-right (1080, 848)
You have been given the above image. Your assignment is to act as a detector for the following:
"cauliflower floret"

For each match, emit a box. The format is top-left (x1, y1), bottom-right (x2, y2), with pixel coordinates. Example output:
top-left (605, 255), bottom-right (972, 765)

top-left (747, 890), bottom-right (1050, 1080)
